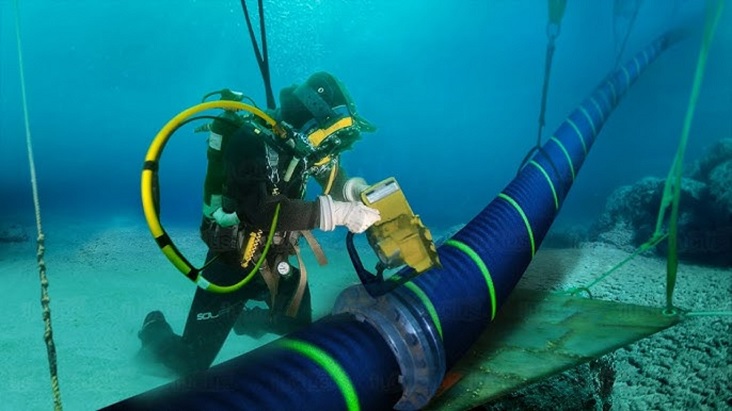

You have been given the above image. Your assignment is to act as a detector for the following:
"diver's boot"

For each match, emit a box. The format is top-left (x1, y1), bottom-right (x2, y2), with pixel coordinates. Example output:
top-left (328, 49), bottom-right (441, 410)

top-left (232, 307), bottom-right (270, 338)
top-left (138, 310), bottom-right (175, 350)
top-left (136, 310), bottom-right (185, 376)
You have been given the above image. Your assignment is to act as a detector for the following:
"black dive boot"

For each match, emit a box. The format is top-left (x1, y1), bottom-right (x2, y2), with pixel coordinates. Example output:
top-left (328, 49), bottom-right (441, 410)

top-left (138, 310), bottom-right (175, 350)
top-left (232, 307), bottom-right (271, 338)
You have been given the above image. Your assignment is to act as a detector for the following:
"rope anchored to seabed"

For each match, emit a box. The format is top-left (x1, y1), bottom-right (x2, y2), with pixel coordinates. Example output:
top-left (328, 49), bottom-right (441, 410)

top-left (570, 0), bottom-right (729, 319)
top-left (13, 0), bottom-right (64, 409)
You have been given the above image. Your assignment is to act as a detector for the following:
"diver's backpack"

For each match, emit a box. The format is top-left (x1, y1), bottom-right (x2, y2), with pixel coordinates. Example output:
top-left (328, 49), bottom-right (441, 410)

top-left (195, 89), bottom-right (256, 253)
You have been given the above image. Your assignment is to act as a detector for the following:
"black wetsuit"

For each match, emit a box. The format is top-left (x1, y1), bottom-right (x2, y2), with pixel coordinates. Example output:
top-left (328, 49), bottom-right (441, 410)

top-left (139, 121), bottom-right (350, 375)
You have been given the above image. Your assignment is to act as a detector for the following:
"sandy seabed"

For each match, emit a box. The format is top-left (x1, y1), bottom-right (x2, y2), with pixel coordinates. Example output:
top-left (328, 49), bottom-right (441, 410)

top-left (514, 242), bottom-right (731, 410)
top-left (0, 216), bottom-right (729, 410)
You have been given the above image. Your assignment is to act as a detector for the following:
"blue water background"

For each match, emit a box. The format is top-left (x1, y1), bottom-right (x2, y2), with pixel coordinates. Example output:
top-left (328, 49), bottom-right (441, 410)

top-left (1, 0), bottom-right (730, 231)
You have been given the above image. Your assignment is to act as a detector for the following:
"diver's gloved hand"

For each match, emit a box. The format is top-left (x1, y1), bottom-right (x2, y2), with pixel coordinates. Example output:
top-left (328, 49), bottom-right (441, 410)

top-left (212, 207), bottom-right (240, 227)
top-left (342, 177), bottom-right (370, 202)
top-left (203, 194), bottom-right (222, 219)
top-left (319, 195), bottom-right (380, 233)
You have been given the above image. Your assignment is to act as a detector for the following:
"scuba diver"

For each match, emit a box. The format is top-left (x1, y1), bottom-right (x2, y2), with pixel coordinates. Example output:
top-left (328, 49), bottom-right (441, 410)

top-left (137, 71), bottom-right (381, 376)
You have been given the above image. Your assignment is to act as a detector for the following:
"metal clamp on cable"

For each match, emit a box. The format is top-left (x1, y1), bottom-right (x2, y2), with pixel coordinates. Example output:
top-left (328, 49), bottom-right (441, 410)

top-left (332, 284), bottom-right (445, 410)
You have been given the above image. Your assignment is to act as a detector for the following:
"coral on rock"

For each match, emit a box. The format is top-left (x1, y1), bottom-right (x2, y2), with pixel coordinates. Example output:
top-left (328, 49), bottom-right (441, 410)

top-left (591, 139), bottom-right (732, 266)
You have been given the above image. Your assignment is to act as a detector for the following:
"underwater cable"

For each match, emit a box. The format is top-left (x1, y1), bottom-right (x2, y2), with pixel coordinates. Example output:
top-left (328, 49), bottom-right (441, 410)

top-left (13, 0), bottom-right (63, 409)
top-left (108, 30), bottom-right (680, 411)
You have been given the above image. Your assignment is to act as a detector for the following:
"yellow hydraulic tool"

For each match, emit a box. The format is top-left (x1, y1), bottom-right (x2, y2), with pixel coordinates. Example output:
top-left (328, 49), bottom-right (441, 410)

top-left (346, 177), bottom-right (440, 297)
top-left (361, 177), bottom-right (440, 273)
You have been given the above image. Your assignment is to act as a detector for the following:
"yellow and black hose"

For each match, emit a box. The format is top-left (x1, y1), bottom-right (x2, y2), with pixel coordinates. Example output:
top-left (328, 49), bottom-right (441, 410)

top-left (141, 100), bottom-right (281, 293)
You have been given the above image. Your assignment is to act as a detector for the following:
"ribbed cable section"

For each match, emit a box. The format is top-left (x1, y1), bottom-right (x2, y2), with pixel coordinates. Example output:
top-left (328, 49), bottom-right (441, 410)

top-left (105, 315), bottom-right (401, 410)
top-left (107, 35), bottom-right (669, 410)
top-left (412, 36), bottom-right (669, 369)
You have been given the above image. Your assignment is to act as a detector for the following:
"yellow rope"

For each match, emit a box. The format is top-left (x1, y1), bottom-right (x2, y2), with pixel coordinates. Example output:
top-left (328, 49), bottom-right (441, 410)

top-left (13, 1), bottom-right (63, 409)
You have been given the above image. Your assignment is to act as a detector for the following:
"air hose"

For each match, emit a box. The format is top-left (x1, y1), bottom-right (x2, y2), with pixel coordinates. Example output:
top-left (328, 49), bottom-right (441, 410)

top-left (141, 100), bottom-right (284, 293)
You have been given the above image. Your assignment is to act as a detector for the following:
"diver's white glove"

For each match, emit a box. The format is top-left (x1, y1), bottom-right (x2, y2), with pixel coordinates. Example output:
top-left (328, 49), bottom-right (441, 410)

top-left (319, 195), bottom-right (380, 233)
top-left (212, 207), bottom-right (240, 228)
top-left (342, 177), bottom-right (370, 202)
top-left (203, 194), bottom-right (223, 219)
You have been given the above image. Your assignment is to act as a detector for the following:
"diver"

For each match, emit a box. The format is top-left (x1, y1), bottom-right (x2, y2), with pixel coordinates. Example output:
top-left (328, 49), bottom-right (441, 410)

top-left (137, 72), bottom-right (381, 375)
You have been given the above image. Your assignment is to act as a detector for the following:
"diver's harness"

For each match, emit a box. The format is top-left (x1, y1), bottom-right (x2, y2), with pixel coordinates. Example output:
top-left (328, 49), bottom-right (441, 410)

top-left (141, 89), bottom-right (441, 306)
top-left (141, 89), bottom-right (349, 300)
top-left (194, 90), bottom-right (337, 317)
top-left (143, 99), bottom-right (297, 290)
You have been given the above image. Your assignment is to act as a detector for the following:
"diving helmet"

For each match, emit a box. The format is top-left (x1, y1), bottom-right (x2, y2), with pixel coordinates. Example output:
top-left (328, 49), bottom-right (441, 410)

top-left (279, 72), bottom-right (376, 165)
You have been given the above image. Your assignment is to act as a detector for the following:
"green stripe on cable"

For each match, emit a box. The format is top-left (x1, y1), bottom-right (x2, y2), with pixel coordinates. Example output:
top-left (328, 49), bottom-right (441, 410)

top-left (403, 282), bottom-right (443, 339)
top-left (549, 136), bottom-right (575, 181)
top-left (275, 338), bottom-right (360, 411)
top-left (528, 160), bottom-right (559, 211)
top-left (498, 193), bottom-right (536, 257)
top-left (444, 240), bottom-right (497, 320)
top-left (566, 118), bottom-right (587, 155)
